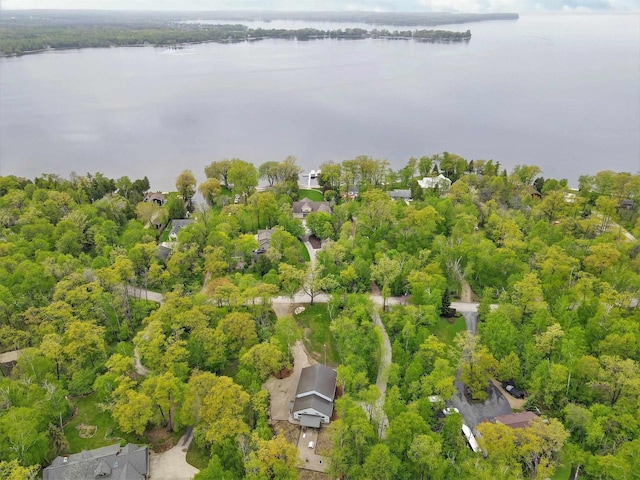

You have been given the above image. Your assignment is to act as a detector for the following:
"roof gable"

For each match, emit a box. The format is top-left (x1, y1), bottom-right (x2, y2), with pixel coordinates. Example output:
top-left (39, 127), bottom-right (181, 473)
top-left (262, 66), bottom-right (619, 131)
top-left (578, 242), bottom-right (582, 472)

top-left (295, 364), bottom-right (337, 401)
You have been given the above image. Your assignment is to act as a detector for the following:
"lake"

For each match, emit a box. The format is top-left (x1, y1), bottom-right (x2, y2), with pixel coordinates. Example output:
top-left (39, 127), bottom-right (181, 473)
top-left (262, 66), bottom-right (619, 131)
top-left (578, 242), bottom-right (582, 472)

top-left (0, 13), bottom-right (638, 190)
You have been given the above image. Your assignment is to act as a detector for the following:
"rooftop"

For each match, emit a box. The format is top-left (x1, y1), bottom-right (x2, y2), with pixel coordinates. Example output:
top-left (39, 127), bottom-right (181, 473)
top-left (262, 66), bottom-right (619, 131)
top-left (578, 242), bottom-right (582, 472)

top-left (44, 443), bottom-right (148, 480)
top-left (494, 411), bottom-right (538, 429)
top-left (295, 364), bottom-right (337, 402)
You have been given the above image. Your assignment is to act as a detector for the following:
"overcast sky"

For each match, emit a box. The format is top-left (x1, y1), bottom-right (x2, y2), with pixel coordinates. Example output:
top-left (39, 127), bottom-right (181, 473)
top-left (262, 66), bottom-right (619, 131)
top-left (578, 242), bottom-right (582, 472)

top-left (2, 0), bottom-right (639, 13)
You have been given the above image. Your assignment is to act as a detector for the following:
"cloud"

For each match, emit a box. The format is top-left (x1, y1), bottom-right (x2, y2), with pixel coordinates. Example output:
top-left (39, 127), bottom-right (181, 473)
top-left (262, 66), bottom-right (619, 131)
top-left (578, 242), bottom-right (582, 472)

top-left (2, 0), bottom-right (638, 11)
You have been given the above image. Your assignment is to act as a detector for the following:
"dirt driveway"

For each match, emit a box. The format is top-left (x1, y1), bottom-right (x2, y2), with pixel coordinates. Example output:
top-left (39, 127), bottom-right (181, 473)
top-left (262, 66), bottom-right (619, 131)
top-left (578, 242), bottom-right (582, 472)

top-left (149, 427), bottom-right (199, 480)
top-left (491, 379), bottom-right (527, 410)
top-left (264, 341), bottom-right (315, 421)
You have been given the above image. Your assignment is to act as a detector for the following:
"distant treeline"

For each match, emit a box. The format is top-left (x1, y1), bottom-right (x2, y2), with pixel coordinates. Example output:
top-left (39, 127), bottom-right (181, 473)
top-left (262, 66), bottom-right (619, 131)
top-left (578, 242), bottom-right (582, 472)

top-left (0, 24), bottom-right (471, 56)
top-left (2, 9), bottom-right (519, 27)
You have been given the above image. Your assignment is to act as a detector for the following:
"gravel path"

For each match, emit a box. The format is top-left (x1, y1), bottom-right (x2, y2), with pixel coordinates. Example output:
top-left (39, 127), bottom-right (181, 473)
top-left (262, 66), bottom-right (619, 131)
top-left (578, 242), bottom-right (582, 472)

top-left (371, 308), bottom-right (391, 437)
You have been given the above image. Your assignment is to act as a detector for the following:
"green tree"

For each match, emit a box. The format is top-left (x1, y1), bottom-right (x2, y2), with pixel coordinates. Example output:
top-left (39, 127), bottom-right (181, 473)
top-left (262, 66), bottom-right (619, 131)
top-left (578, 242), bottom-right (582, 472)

top-left (198, 177), bottom-right (222, 207)
top-left (112, 389), bottom-right (154, 435)
top-left (228, 159), bottom-right (258, 203)
top-left (245, 433), bottom-right (299, 480)
top-left (175, 170), bottom-right (197, 210)
top-left (362, 444), bottom-right (399, 480)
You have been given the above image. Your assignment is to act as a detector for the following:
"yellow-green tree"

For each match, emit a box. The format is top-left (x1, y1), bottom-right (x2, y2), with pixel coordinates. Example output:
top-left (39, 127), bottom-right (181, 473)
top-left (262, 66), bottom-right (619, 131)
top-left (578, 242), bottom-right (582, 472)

top-left (245, 433), bottom-right (299, 480)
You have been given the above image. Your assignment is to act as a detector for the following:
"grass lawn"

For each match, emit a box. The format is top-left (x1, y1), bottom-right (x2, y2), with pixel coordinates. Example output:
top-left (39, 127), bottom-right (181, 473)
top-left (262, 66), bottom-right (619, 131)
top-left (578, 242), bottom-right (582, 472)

top-left (64, 394), bottom-right (144, 453)
top-left (551, 462), bottom-right (572, 480)
top-left (299, 189), bottom-right (324, 201)
top-left (431, 316), bottom-right (466, 345)
top-left (295, 304), bottom-right (340, 366)
top-left (297, 238), bottom-right (311, 262)
top-left (186, 438), bottom-right (211, 470)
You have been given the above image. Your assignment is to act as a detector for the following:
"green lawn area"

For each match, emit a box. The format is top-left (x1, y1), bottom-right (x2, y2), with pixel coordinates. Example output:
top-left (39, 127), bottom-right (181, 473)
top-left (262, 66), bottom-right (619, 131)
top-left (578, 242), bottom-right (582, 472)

top-left (299, 189), bottom-right (324, 201)
top-left (431, 316), bottom-right (466, 345)
top-left (295, 304), bottom-right (340, 366)
top-left (64, 394), bottom-right (144, 453)
top-left (551, 462), bottom-right (572, 480)
top-left (297, 238), bottom-right (311, 262)
top-left (186, 438), bottom-right (211, 469)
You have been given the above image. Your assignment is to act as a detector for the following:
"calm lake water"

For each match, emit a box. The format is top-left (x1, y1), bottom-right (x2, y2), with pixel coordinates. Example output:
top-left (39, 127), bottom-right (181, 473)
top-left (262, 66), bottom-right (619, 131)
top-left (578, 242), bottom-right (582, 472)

top-left (0, 14), bottom-right (638, 190)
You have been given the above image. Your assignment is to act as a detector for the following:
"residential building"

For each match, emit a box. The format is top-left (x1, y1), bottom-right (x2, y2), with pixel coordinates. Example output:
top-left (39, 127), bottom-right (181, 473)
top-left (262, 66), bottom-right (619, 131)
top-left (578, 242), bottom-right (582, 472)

top-left (494, 411), bottom-right (538, 429)
top-left (143, 192), bottom-right (165, 206)
top-left (168, 219), bottom-right (195, 241)
top-left (292, 200), bottom-right (332, 219)
top-left (43, 443), bottom-right (149, 480)
top-left (417, 174), bottom-right (452, 190)
top-left (388, 189), bottom-right (412, 200)
top-left (291, 364), bottom-right (337, 428)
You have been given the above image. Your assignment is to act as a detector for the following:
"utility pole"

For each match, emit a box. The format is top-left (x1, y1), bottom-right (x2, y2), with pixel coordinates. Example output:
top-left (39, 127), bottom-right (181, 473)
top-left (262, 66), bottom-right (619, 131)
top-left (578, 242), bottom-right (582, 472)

top-left (323, 344), bottom-right (327, 365)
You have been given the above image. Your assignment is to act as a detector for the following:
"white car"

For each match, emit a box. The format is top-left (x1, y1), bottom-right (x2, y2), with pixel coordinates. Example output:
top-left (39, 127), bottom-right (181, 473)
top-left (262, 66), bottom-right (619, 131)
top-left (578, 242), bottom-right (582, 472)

top-left (308, 441), bottom-right (315, 449)
top-left (443, 407), bottom-right (460, 416)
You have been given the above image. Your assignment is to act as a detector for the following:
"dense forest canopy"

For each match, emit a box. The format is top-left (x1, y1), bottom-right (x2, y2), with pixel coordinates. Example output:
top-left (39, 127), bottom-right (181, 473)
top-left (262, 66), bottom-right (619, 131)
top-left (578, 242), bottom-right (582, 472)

top-left (0, 21), bottom-right (471, 56)
top-left (0, 155), bottom-right (639, 479)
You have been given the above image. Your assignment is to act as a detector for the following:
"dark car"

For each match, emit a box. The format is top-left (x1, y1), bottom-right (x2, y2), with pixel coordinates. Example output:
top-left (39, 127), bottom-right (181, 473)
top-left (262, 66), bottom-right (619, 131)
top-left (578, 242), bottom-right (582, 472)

top-left (502, 381), bottom-right (525, 399)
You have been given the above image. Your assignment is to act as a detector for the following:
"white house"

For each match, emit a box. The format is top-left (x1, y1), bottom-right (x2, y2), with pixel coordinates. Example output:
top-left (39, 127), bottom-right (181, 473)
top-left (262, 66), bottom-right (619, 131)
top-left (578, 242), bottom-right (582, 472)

top-left (292, 364), bottom-right (337, 428)
top-left (417, 174), bottom-right (452, 190)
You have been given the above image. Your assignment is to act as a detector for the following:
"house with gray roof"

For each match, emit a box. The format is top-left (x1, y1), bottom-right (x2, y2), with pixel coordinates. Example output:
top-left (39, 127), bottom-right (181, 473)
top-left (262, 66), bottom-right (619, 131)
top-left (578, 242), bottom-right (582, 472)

top-left (388, 189), bottom-right (412, 200)
top-left (168, 219), bottom-right (194, 241)
top-left (43, 443), bottom-right (148, 480)
top-left (292, 364), bottom-right (337, 428)
top-left (292, 200), bottom-right (332, 219)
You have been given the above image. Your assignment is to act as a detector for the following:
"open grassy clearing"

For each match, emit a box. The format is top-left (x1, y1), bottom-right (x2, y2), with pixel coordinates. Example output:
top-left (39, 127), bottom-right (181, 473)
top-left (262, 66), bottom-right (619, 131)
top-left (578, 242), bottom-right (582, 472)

top-left (431, 315), bottom-right (466, 345)
top-left (64, 394), bottom-right (144, 453)
top-left (294, 304), bottom-right (340, 366)
top-left (299, 189), bottom-right (324, 201)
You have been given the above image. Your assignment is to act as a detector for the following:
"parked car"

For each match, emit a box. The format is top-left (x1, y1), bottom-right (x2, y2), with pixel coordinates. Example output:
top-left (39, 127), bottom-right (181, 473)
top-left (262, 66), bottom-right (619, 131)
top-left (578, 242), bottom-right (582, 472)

top-left (443, 407), bottom-right (460, 416)
top-left (308, 441), bottom-right (315, 449)
top-left (502, 381), bottom-right (525, 399)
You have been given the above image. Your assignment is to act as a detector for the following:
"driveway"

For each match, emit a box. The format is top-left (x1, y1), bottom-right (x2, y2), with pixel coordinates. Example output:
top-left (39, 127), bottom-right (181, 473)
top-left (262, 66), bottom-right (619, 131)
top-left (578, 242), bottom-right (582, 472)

top-left (149, 427), bottom-right (199, 480)
top-left (448, 380), bottom-right (512, 429)
top-left (263, 341), bottom-right (314, 422)
top-left (297, 427), bottom-right (328, 473)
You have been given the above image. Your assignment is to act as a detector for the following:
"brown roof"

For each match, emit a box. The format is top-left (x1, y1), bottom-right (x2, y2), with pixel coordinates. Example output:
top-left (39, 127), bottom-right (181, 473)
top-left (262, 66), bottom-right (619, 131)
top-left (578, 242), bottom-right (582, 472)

top-left (145, 191), bottom-right (165, 202)
top-left (494, 411), bottom-right (538, 429)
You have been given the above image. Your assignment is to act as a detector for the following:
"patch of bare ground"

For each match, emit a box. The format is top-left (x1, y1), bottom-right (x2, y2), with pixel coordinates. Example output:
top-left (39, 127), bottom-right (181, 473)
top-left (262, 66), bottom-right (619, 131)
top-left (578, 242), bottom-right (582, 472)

top-left (272, 302), bottom-right (293, 318)
top-left (273, 421), bottom-right (300, 446)
top-left (146, 426), bottom-right (177, 453)
top-left (491, 379), bottom-right (527, 411)
top-left (315, 428), bottom-right (332, 456)
top-left (299, 470), bottom-right (330, 480)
